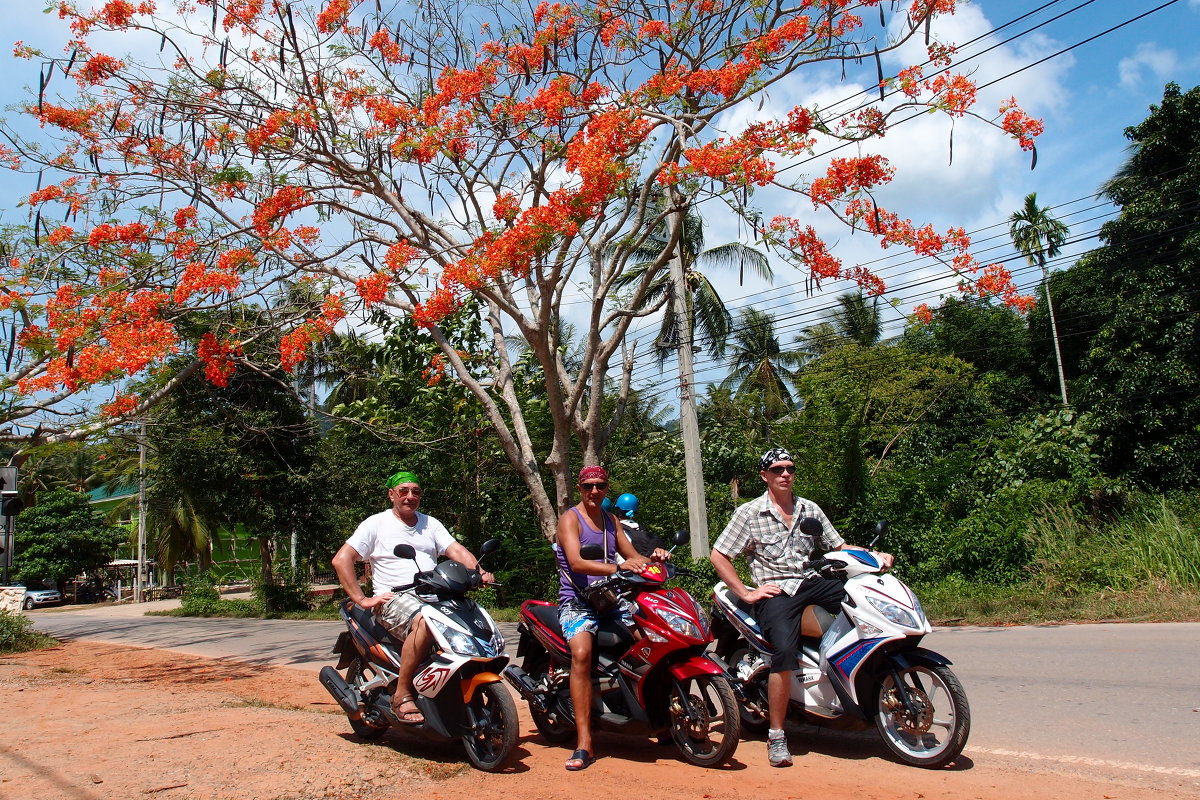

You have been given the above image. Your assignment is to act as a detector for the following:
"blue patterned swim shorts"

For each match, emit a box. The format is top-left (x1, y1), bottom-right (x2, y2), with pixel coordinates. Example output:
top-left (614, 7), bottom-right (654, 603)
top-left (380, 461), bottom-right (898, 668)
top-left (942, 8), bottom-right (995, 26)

top-left (558, 596), bottom-right (636, 641)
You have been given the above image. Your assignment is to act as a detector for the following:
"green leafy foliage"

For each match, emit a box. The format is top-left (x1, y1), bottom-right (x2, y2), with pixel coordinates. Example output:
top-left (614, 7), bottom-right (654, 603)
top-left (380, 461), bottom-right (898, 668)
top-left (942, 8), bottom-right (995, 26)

top-left (0, 609), bottom-right (55, 654)
top-left (12, 489), bottom-right (127, 583)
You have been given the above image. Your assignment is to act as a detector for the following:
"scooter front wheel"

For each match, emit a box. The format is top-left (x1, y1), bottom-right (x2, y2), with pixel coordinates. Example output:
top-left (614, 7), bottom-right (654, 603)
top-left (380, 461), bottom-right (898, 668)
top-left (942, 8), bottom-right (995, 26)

top-left (667, 674), bottom-right (741, 767)
top-left (875, 654), bottom-right (970, 769)
top-left (462, 682), bottom-right (519, 772)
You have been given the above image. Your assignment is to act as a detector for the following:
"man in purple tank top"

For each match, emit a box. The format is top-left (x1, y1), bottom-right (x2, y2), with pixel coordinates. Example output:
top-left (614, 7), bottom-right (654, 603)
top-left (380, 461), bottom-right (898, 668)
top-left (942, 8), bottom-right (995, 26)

top-left (555, 465), bottom-right (666, 771)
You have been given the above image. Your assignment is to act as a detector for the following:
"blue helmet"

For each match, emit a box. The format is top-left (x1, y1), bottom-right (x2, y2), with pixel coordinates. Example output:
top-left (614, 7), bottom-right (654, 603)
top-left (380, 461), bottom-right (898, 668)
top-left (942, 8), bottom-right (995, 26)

top-left (601, 496), bottom-right (613, 512)
top-left (614, 493), bottom-right (639, 518)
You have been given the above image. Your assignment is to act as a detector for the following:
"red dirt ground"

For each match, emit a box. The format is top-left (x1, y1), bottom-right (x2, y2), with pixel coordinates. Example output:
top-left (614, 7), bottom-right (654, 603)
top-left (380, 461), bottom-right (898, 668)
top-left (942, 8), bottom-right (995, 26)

top-left (2, 641), bottom-right (1197, 800)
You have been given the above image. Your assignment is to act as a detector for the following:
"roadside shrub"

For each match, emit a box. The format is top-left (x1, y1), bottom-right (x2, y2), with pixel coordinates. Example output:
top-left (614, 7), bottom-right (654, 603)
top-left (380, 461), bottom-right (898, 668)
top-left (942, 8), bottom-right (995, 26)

top-left (254, 563), bottom-right (313, 614)
top-left (0, 609), bottom-right (55, 653)
top-left (1024, 504), bottom-right (1137, 595)
top-left (180, 572), bottom-right (262, 617)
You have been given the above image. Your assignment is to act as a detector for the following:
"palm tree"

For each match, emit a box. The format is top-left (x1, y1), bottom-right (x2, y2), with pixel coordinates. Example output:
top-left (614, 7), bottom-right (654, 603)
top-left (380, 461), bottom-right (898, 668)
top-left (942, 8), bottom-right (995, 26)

top-left (798, 291), bottom-right (884, 358)
top-left (1010, 193), bottom-right (1070, 405)
top-left (613, 204), bottom-right (773, 364)
top-left (721, 308), bottom-right (807, 420)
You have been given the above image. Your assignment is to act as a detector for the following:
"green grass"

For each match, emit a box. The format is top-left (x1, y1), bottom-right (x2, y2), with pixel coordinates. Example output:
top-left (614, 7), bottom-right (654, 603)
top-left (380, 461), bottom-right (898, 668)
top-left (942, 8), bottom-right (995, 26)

top-left (0, 609), bottom-right (58, 653)
top-left (920, 578), bottom-right (1200, 626)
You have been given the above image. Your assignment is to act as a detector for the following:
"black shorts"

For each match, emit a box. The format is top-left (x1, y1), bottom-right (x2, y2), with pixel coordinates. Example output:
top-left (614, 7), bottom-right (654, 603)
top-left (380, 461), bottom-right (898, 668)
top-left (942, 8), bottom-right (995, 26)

top-left (755, 577), bottom-right (844, 672)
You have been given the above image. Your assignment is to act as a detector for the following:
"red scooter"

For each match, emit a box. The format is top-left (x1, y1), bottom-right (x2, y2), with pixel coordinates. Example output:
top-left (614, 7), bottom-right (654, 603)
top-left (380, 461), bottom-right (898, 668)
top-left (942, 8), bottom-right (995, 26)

top-left (502, 535), bottom-right (741, 767)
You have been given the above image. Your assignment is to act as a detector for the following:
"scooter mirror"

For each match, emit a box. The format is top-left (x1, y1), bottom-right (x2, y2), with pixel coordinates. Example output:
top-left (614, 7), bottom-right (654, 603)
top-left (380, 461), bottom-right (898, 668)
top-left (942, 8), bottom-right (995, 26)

top-left (671, 530), bottom-right (689, 547)
top-left (479, 538), bottom-right (501, 556)
top-left (393, 544), bottom-right (416, 559)
top-left (871, 520), bottom-right (888, 547)
top-left (797, 517), bottom-right (824, 536)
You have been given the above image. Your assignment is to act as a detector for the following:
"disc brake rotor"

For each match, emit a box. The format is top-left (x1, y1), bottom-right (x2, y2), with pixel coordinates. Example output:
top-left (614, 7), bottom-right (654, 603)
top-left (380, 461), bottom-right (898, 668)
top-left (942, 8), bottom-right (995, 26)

top-left (883, 685), bottom-right (933, 733)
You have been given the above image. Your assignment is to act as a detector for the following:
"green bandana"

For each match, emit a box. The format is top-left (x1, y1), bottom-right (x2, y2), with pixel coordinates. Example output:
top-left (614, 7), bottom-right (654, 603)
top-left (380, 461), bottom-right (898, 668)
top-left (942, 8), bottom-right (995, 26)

top-left (385, 470), bottom-right (421, 489)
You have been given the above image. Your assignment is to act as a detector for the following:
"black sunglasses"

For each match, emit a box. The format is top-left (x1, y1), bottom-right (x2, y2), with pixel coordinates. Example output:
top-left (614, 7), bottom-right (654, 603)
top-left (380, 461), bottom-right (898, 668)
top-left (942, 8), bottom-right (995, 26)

top-left (581, 482), bottom-right (609, 491)
top-left (766, 465), bottom-right (797, 475)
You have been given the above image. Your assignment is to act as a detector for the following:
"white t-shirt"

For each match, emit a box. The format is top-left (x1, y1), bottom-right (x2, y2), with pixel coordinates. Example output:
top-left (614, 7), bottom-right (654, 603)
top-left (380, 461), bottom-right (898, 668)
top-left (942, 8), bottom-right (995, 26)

top-left (346, 510), bottom-right (457, 596)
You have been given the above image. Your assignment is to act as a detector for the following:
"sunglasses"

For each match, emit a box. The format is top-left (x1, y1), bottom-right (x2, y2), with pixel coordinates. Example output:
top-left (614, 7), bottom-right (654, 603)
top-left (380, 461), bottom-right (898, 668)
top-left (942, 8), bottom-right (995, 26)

top-left (581, 482), bottom-right (609, 492)
top-left (766, 465), bottom-right (797, 475)
top-left (392, 486), bottom-right (423, 497)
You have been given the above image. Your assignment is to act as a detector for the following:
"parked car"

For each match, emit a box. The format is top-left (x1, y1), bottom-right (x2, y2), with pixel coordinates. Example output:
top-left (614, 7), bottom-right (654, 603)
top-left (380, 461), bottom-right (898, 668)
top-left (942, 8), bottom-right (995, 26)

top-left (17, 582), bottom-right (62, 610)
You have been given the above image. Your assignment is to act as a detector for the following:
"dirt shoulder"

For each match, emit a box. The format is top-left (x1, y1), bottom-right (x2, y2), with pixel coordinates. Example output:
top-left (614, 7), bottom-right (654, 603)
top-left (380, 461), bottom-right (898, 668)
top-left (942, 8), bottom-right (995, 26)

top-left (2, 641), bottom-right (1197, 800)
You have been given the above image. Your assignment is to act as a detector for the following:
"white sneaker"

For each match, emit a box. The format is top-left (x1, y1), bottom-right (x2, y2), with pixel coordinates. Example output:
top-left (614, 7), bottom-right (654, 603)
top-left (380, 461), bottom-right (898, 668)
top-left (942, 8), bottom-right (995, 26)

top-left (767, 733), bottom-right (792, 767)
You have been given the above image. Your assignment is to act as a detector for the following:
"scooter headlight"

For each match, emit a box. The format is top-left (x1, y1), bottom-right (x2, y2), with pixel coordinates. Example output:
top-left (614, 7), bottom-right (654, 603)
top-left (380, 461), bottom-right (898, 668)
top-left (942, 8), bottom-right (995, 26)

top-left (429, 618), bottom-right (483, 656)
top-left (655, 608), bottom-right (704, 641)
top-left (866, 596), bottom-right (919, 629)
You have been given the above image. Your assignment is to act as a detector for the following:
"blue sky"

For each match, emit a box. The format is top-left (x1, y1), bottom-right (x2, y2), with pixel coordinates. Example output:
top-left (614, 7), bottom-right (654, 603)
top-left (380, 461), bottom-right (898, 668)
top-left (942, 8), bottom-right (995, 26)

top-left (2, 1), bottom-right (1199, 403)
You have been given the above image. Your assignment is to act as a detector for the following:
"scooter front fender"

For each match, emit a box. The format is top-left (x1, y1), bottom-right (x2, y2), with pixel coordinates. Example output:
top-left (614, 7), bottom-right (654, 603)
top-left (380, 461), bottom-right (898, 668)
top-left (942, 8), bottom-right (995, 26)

top-left (667, 656), bottom-right (726, 682)
top-left (460, 671), bottom-right (503, 704)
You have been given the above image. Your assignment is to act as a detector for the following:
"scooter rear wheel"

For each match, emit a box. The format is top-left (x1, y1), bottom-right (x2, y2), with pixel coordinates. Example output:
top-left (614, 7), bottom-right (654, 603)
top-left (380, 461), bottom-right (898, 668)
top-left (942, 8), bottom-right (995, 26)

top-left (462, 683), bottom-right (519, 772)
top-left (728, 647), bottom-right (770, 734)
top-left (667, 674), bottom-right (741, 767)
top-left (875, 654), bottom-right (970, 769)
top-left (344, 658), bottom-right (388, 741)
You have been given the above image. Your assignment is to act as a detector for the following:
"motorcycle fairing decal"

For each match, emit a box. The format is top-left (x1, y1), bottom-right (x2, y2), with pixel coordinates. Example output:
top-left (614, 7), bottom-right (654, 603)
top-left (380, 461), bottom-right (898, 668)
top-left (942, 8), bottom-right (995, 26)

top-left (830, 637), bottom-right (885, 682)
top-left (415, 663), bottom-right (455, 697)
top-left (844, 550), bottom-right (880, 568)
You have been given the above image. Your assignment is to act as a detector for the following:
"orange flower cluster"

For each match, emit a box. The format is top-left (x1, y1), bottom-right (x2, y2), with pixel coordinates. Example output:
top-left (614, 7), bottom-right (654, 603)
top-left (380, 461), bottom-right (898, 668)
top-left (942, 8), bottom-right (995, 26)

top-left (174, 206), bottom-right (198, 228)
top-left (493, 193), bottom-right (521, 223)
top-left (79, 54), bottom-right (124, 86)
top-left (19, 286), bottom-right (178, 394)
top-left (252, 186), bottom-right (312, 237)
top-left (279, 294), bottom-right (346, 372)
top-left (767, 217), bottom-right (842, 282)
top-left (368, 28), bottom-right (406, 64)
top-left (59, 1), bottom-right (155, 35)
top-left (926, 73), bottom-right (976, 116)
top-left (100, 393), bottom-right (141, 418)
top-left (384, 241), bottom-right (419, 272)
top-left (244, 108), bottom-right (316, 155)
top-left (998, 97), bottom-right (1044, 151)
top-left (173, 260), bottom-right (242, 304)
top-left (355, 271), bottom-right (391, 306)
top-left (221, 0), bottom-right (267, 32)
top-left (47, 226), bottom-right (75, 246)
top-left (316, 0), bottom-right (352, 34)
top-left (809, 156), bottom-right (894, 205)
top-left (679, 138), bottom-right (776, 187)
top-left (422, 352), bottom-right (447, 386)
top-left (88, 222), bottom-right (150, 249)
top-left (197, 332), bottom-right (241, 387)
top-left (37, 103), bottom-right (102, 136)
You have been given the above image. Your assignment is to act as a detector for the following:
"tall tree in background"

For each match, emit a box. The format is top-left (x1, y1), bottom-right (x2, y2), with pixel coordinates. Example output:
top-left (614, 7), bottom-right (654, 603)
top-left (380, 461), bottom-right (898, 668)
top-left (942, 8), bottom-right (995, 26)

top-left (1075, 83), bottom-right (1200, 488)
top-left (722, 309), bottom-right (806, 420)
top-left (1009, 193), bottom-right (1070, 405)
top-left (614, 204), bottom-right (772, 364)
top-left (799, 291), bottom-right (885, 358)
top-left (0, 0), bottom-right (1042, 539)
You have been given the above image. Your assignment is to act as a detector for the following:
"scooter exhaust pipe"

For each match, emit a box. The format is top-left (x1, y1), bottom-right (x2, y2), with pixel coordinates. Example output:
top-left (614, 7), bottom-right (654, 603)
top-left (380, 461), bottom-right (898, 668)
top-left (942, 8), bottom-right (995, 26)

top-left (502, 665), bottom-right (547, 713)
top-left (319, 665), bottom-right (363, 718)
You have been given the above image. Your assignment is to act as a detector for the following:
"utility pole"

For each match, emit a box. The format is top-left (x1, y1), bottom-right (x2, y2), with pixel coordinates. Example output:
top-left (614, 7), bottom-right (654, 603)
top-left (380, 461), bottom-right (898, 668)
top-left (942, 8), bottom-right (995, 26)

top-left (667, 203), bottom-right (710, 557)
top-left (1, 466), bottom-right (23, 585)
top-left (135, 422), bottom-right (147, 602)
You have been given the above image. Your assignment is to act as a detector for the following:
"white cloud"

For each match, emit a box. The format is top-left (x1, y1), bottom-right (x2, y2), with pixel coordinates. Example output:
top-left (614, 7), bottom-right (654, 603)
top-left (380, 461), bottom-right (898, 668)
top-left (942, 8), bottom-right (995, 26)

top-left (1117, 43), bottom-right (1182, 89)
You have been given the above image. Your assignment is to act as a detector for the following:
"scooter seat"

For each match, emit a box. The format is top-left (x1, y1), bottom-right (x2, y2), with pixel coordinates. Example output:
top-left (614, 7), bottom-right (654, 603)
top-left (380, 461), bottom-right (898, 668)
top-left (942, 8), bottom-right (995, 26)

top-left (526, 601), bottom-right (635, 653)
top-left (342, 598), bottom-right (398, 643)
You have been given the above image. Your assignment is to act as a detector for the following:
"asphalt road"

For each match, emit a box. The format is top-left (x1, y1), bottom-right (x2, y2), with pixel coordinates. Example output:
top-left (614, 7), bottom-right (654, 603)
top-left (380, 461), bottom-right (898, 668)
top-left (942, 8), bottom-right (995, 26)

top-left (27, 603), bottom-right (1200, 779)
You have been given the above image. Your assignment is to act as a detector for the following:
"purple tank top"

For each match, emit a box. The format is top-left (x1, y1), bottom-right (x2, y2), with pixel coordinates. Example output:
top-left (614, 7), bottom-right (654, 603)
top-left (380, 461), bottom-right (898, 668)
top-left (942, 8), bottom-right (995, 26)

top-left (557, 506), bottom-right (615, 602)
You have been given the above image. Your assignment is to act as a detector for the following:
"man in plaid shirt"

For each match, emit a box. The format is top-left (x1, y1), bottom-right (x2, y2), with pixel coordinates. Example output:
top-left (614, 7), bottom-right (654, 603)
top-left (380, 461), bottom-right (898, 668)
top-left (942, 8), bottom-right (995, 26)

top-left (710, 447), bottom-right (893, 767)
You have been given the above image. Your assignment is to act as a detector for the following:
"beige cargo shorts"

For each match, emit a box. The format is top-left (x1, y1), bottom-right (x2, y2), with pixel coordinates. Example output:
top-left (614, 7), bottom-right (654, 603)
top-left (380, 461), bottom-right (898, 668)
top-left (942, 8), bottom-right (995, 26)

top-left (375, 591), bottom-right (424, 641)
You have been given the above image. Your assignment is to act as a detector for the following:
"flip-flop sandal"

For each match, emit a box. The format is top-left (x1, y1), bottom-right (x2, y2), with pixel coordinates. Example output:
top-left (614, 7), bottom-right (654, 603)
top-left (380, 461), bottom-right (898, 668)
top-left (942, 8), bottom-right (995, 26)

top-left (564, 749), bottom-right (595, 771)
top-left (393, 695), bottom-right (425, 725)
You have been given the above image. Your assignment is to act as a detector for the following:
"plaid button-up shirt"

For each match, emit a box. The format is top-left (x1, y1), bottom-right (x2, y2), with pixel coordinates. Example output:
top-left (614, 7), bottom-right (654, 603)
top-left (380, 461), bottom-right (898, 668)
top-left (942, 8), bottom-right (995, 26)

top-left (712, 491), bottom-right (844, 596)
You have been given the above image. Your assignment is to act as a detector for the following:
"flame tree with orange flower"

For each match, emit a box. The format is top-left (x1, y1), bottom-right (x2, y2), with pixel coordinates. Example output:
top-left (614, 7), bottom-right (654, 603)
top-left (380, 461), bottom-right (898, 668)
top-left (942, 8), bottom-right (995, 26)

top-left (1, 0), bottom-right (1042, 540)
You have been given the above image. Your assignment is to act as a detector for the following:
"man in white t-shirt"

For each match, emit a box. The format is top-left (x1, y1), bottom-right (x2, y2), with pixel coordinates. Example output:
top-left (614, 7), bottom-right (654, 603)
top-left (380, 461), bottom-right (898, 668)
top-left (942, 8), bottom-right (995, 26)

top-left (331, 469), bottom-right (492, 724)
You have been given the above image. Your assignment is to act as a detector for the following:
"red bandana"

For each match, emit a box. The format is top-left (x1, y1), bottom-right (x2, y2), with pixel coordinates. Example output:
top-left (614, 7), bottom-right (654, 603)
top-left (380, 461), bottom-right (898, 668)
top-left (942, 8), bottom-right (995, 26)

top-left (577, 465), bottom-right (609, 484)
